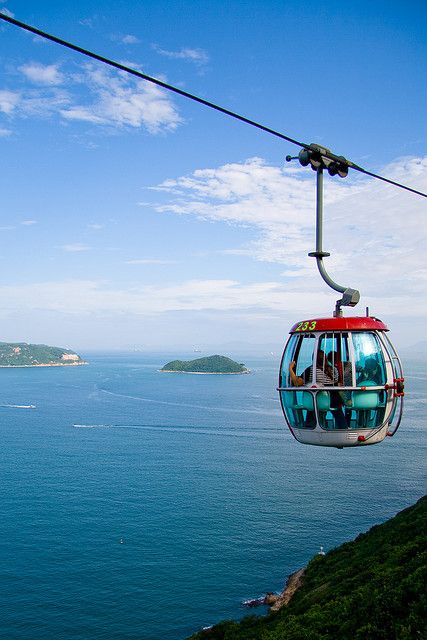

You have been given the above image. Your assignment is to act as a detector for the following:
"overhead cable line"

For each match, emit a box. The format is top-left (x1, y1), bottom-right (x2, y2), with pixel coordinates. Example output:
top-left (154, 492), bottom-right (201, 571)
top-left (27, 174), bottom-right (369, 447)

top-left (0, 12), bottom-right (426, 199)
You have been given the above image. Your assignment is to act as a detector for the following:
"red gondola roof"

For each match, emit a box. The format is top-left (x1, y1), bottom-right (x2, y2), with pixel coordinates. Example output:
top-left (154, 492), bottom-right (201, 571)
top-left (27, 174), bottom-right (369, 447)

top-left (289, 316), bottom-right (389, 333)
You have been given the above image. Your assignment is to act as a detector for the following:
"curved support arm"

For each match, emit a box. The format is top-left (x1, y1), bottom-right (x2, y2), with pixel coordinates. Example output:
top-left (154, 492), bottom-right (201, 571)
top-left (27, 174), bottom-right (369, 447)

top-left (315, 256), bottom-right (346, 294)
top-left (310, 167), bottom-right (360, 314)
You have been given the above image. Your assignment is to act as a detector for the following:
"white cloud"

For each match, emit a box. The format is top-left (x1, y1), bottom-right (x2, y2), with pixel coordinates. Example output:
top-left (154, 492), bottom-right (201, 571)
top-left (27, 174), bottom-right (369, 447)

top-left (87, 223), bottom-right (104, 230)
top-left (60, 65), bottom-right (182, 133)
top-left (0, 86), bottom-right (70, 119)
top-left (0, 89), bottom-right (20, 114)
top-left (61, 243), bottom-right (90, 252)
top-left (0, 277), bottom-right (424, 322)
top-left (79, 18), bottom-right (94, 28)
top-left (0, 126), bottom-right (12, 136)
top-left (0, 62), bottom-right (181, 134)
top-left (21, 220), bottom-right (37, 225)
top-left (148, 155), bottom-right (427, 309)
top-left (125, 258), bottom-right (177, 265)
top-left (152, 44), bottom-right (209, 65)
top-left (114, 34), bottom-right (140, 44)
top-left (61, 107), bottom-right (104, 125)
top-left (0, 7), bottom-right (14, 17)
top-left (19, 63), bottom-right (64, 85)
top-left (122, 34), bottom-right (139, 44)
top-left (0, 278), bottom-right (320, 316)
top-left (148, 157), bottom-right (348, 274)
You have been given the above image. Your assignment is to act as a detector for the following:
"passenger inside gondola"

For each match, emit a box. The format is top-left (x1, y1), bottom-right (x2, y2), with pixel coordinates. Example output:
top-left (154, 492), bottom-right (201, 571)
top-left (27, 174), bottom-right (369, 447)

top-left (357, 357), bottom-right (383, 385)
top-left (289, 349), bottom-right (335, 387)
top-left (289, 350), bottom-right (347, 429)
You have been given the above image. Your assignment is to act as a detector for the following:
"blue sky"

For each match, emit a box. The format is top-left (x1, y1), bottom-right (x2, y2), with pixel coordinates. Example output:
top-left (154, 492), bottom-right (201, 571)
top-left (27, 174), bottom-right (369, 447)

top-left (0, 0), bottom-right (426, 351)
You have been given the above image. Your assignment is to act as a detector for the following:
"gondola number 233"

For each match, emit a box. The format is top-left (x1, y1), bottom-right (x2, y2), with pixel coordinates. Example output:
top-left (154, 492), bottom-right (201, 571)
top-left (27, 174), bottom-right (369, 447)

top-left (295, 321), bottom-right (317, 332)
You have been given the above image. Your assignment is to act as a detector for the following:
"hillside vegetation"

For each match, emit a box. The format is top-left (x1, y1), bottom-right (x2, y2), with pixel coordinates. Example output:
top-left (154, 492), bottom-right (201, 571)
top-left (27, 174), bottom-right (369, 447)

top-left (161, 355), bottom-right (248, 374)
top-left (0, 342), bottom-right (86, 367)
top-left (189, 496), bottom-right (426, 640)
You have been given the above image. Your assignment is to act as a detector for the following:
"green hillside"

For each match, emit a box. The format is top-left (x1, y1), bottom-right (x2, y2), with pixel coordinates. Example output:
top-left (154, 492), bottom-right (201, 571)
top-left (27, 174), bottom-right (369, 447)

top-left (188, 496), bottom-right (426, 640)
top-left (0, 342), bottom-right (87, 367)
top-left (161, 355), bottom-right (248, 374)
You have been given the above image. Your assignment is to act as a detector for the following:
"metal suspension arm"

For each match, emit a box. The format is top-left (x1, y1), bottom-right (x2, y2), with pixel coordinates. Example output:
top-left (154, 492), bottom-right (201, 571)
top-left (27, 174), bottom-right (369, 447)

top-left (309, 166), bottom-right (360, 316)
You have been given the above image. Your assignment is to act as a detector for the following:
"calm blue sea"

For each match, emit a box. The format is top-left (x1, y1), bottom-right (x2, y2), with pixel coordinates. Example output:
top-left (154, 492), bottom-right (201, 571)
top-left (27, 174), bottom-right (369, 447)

top-left (0, 352), bottom-right (425, 640)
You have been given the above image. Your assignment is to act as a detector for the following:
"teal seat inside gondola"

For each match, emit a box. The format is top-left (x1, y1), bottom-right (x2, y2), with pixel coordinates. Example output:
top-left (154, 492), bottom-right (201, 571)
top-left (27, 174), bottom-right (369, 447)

top-left (281, 390), bottom-right (331, 430)
top-left (302, 391), bottom-right (330, 411)
top-left (352, 381), bottom-right (380, 410)
top-left (316, 391), bottom-right (331, 412)
top-left (351, 381), bottom-right (384, 428)
top-left (302, 391), bottom-right (314, 411)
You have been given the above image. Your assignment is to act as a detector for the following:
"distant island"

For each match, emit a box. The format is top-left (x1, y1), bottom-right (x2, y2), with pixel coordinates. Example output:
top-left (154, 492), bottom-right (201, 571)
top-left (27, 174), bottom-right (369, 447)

top-left (0, 342), bottom-right (87, 367)
top-left (161, 355), bottom-right (249, 375)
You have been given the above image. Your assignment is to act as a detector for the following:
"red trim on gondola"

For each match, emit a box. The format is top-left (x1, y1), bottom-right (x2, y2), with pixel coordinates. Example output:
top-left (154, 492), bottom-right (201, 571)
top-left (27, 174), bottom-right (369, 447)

top-left (289, 316), bottom-right (388, 333)
top-left (385, 377), bottom-right (405, 397)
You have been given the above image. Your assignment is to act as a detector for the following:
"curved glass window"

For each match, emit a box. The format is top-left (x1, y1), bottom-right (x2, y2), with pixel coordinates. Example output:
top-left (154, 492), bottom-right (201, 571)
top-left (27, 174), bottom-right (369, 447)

top-left (280, 334), bottom-right (315, 387)
top-left (352, 333), bottom-right (386, 386)
top-left (280, 335), bottom-right (298, 387)
top-left (280, 390), bottom-right (316, 429)
top-left (318, 332), bottom-right (352, 386)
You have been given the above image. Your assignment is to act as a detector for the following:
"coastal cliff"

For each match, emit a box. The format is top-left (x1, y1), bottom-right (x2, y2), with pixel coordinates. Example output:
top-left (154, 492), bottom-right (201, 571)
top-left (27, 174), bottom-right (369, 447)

top-left (189, 496), bottom-right (426, 639)
top-left (0, 342), bottom-right (87, 367)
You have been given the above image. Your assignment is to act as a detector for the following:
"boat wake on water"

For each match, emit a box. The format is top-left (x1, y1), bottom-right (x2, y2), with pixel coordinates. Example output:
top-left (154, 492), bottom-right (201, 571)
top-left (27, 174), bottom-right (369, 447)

top-left (71, 422), bottom-right (281, 439)
top-left (97, 387), bottom-right (277, 416)
top-left (73, 424), bottom-right (111, 428)
top-left (0, 404), bottom-right (36, 409)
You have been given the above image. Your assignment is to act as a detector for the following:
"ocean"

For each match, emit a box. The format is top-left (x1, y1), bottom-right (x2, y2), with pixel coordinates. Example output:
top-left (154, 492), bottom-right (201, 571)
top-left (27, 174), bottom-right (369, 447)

top-left (0, 352), bottom-right (425, 639)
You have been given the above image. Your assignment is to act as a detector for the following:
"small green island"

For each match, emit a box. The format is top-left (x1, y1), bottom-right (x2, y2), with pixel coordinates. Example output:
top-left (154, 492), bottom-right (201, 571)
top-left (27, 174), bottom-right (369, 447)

top-left (161, 355), bottom-right (249, 375)
top-left (0, 342), bottom-right (87, 367)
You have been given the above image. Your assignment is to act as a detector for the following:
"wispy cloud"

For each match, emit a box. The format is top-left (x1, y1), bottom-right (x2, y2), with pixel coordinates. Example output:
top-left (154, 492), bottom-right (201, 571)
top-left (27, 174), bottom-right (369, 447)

top-left (87, 223), bottom-right (104, 230)
top-left (148, 155), bottom-right (427, 306)
top-left (0, 89), bottom-right (20, 114)
top-left (122, 34), bottom-right (139, 44)
top-left (0, 126), bottom-right (12, 136)
top-left (125, 258), bottom-right (177, 265)
top-left (1, 61), bottom-right (182, 134)
top-left (21, 220), bottom-right (37, 225)
top-left (0, 276), bottom-right (424, 320)
top-left (111, 33), bottom-right (140, 45)
top-left (0, 86), bottom-right (70, 119)
top-left (152, 44), bottom-right (209, 65)
top-left (19, 63), bottom-right (64, 85)
top-left (60, 64), bottom-right (182, 133)
top-left (0, 278), bottom-right (321, 316)
top-left (0, 7), bottom-right (14, 18)
top-left (61, 243), bottom-right (90, 252)
top-left (79, 18), bottom-right (94, 28)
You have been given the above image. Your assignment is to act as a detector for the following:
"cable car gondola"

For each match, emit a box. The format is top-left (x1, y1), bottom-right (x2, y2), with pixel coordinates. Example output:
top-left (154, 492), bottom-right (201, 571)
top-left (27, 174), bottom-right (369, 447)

top-left (278, 145), bottom-right (404, 447)
top-left (278, 315), bottom-right (404, 447)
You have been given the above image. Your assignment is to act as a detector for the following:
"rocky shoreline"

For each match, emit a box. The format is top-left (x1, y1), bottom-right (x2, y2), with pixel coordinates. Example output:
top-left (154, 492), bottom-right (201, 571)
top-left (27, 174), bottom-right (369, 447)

top-left (0, 361), bottom-right (88, 368)
top-left (243, 568), bottom-right (305, 611)
top-left (159, 369), bottom-right (250, 375)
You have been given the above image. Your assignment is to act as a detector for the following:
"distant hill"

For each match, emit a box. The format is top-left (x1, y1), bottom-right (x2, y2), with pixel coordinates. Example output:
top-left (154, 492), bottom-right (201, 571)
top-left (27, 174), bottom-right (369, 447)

top-left (161, 355), bottom-right (248, 374)
top-left (0, 342), bottom-right (87, 367)
top-left (188, 496), bottom-right (427, 639)
top-left (402, 341), bottom-right (427, 360)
